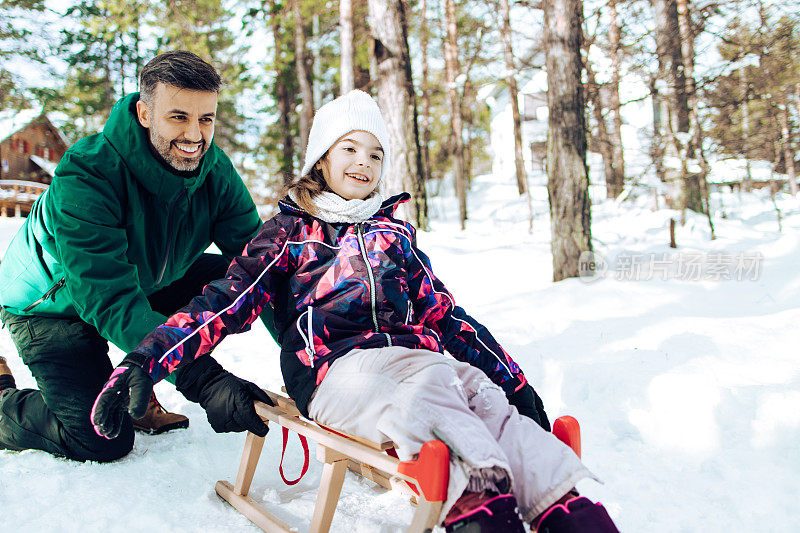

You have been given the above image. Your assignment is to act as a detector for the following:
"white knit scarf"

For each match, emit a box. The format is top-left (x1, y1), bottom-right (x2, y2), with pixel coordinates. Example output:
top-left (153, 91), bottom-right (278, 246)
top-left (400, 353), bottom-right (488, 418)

top-left (291, 190), bottom-right (384, 224)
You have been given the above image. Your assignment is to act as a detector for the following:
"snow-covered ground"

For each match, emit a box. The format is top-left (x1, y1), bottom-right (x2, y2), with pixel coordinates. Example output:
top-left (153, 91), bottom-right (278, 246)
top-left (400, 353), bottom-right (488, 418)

top-left (1, 176), bottom-right (799, 532)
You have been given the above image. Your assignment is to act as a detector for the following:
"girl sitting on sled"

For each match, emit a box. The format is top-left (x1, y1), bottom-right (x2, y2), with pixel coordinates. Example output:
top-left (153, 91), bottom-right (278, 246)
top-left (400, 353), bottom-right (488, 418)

top-left (92, 90), bottom-right (618, 532)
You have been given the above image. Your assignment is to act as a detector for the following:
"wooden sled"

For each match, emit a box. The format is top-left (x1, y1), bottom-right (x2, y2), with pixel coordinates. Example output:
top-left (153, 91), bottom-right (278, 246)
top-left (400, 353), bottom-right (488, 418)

top-left (215, 390), bottom-right (450, 532)
top-left (215, 389), bottom-right (583, 533)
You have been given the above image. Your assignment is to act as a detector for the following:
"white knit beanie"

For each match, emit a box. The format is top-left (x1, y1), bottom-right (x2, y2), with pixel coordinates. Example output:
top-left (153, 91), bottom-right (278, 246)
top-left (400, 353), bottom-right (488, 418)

top-left (301, 89), bottom-right (390, 180)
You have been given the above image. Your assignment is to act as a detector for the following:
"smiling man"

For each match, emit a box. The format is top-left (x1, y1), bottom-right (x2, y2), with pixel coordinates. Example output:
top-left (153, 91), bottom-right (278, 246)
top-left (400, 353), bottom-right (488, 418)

top-left (0, 51), bottom-right (274, 461)
top-left (137, 82), bottom-right (218, 171)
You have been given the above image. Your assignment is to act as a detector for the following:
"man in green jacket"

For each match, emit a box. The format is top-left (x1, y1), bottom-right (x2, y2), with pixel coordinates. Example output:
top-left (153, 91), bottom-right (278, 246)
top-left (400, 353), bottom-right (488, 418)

top-left (0, 51), bottom-right (273, 462)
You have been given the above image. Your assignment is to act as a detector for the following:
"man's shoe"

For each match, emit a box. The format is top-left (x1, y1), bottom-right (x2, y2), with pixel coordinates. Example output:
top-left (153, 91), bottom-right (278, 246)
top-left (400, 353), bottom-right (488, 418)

top-left (131, 393), bottom-right (189, 434)
top-left (0, 356), bottom-right (16, 391)
top-left (445, 492), bottom-right (526, 533)
top-left (535, 496), bottom-right (619, 533)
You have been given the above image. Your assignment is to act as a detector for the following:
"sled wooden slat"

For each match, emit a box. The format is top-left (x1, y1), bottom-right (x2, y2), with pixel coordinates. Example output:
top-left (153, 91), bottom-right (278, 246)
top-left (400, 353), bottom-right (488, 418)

top-left (216, 480), bottom-right (296, 532)
top-left (215, 391), bottom-right (448, 533)
top-left (272, 389), bottom-right (394, 451)
top-left (234, 431), bottom-right (266, 495)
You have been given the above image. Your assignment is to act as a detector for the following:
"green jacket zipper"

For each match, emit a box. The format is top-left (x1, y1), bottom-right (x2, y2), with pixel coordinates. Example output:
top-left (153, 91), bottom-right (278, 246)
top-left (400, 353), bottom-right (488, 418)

top-left (355, 223), bottom-right (392, 347)
top-left (156, 189), bottom-right (187, 285)
top-left (23, 277), bottom-right (66, 312)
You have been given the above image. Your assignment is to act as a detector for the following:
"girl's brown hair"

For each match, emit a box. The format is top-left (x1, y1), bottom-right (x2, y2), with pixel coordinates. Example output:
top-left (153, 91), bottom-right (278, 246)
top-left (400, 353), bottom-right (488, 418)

top-left (285, 161), bottom-right (328, 216)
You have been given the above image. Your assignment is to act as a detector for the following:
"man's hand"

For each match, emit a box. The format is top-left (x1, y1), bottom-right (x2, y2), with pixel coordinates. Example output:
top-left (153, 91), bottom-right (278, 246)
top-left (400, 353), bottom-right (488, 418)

top-left (176, 355), bottom-right (272, 437)
top-left (198, 372), bottom-right (272, 436)
top-left (91, 353), bottom-right (154, 439)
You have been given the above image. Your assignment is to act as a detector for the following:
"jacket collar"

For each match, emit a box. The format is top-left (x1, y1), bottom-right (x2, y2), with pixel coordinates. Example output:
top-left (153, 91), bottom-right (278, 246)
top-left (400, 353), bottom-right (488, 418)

top-left (376, 192), bottom-right (410, 217)
top-left (102, 93), bottom-right (218, 201)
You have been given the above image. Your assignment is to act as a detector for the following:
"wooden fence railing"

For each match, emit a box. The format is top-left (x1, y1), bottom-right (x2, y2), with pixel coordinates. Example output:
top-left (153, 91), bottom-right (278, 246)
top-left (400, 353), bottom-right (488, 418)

top-left (0, 179), bottom-right (49, 217)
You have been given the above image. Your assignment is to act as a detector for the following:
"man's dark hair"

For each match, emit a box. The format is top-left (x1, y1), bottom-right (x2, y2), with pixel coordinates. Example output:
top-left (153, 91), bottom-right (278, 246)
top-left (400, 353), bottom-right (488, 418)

top-left (139, 50), bottom-right (222, 106)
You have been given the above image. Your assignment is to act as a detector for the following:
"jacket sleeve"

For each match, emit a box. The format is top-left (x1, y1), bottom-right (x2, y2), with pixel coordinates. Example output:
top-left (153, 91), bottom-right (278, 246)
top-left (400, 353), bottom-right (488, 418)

top-left (134, 216), bottom-right (293, 383)
top-left (406, 227), bottom-right (527, 396)
top-left (49, 162), bottom-right (168, 353)
top-left (208, 160), bottom-right (280, 342)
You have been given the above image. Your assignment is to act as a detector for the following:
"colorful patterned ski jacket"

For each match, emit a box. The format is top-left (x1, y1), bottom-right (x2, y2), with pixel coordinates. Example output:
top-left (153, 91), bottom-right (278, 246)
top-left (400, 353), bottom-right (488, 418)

top-left (134, 193), bottom-right (528, 416)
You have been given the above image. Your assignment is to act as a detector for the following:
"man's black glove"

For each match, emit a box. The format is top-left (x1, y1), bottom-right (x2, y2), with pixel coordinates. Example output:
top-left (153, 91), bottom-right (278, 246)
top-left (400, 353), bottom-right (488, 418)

top-left (175, 355), bottom-right (272, 437)
top-left (508, 383), bottom-right (551, 431)
top-left (91, 352), bottom-right (154, 439)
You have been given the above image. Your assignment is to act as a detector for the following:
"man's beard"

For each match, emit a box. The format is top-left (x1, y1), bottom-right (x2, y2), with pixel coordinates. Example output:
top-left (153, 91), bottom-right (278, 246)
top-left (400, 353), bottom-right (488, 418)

top-left (148, 128), bottom-right (208, 172)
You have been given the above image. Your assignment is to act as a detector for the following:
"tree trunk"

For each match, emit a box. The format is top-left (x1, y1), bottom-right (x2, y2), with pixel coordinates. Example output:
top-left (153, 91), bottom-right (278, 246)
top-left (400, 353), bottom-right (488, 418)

top-left (271, 10), bottom-right (295, 185)
top-left (444, 0), bottom-right (467, 229)
top-left (779, 90), bottom-right (798, 195)
top-left (675, 0), bottom-right (699, 157)
top-left (544, 0), bottom-right (592, 281)
top-left (118, 49), bottom-right (126, 98)
top-left (740, 67), bottom-right (753, 192)
top-left (649, 74), bottom-right (666, 184)
top-left (419, 0), bottom-right (432, 184)
top-left (651, 0), bottom-right (699, 215)
top-left (367, 0), bottom-right (428, 227)
top-left (676, 0), bottom-right (713, 236)
top-left (585, 60), bottom-right (618, 199)
top-left (340, 0), bottom-right (355, 93)
top-left (607, 0), bottom-right (625, 198)
top-left (499, 0), bottom-right (527, 196)
top-left (293, 0), bottom-right (314, 156)
top-left (312, 14), bottom-right (322, 105)
top-left (103, 39), bottom-right (113, 119)
top-left (463, 77), bottom-right (475, 189)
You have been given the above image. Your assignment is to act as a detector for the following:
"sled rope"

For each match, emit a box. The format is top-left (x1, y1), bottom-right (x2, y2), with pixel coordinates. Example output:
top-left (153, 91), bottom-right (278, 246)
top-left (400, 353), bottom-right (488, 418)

top-left (279, 426), bottom-right (310, 485)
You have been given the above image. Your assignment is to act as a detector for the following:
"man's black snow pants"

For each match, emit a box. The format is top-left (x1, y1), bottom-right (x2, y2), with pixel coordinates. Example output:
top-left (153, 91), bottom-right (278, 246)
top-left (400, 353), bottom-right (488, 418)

top-left (0, 254), bottom-right (228, 462)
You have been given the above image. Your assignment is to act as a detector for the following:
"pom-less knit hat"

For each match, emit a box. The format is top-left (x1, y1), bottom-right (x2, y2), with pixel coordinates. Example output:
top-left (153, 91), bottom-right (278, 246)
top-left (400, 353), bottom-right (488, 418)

top-left (301, 89), bottom-right (390, 180)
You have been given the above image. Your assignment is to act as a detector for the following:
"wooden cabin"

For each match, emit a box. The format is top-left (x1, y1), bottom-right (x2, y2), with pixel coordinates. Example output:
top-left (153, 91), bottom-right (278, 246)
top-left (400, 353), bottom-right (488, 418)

top-left (0, 110), bottom-right (68, 217)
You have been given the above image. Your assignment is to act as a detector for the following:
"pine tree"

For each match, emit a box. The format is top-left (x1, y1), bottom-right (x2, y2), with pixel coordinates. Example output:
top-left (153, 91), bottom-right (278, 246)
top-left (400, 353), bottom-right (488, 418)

top-left (339, 0), bottom-right (354, 93)
top-left (0, 0), bottom-right (48, 109)
top-left (544, 0), bottom-right (592, 281)
top-left (417, 0), bottom-right (432, 186)
top-left (55, 0), bottom-right (147, 138)
top-left (267, 1), bottom-right (299, 185)
top-left (155, 0), bottom-right (251, 155)
top-left (293, 0), bottom-right (315, 154)
top-left (706, 7), bottom-right (800, 192)
top-left (651, 0), bottom-right (703, 217)
top-left (607, 0), bottom-right (625, 199)
top-left (498, 0), bottom-right (527, 197)
top-left (367, 0), bottom-right (427, 227)
top-left (443, 0), bottom-right (466, 229)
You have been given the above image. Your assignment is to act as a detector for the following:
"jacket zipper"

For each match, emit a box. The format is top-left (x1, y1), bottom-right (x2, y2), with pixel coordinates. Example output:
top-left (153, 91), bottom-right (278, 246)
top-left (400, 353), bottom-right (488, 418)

top-left (307, 306), bottom-right (315, 358)
top-left (156, 189), bottom-right (186, 285)
top-left (355, 223), bottom-right (392, 346)
top-left (23, 277), bottom-right (66, 312)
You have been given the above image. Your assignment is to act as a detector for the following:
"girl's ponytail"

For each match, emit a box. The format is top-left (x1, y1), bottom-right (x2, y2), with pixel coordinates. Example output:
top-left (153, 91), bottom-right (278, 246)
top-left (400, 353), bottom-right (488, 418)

top-left (286, 166), bottom-right (327, 216)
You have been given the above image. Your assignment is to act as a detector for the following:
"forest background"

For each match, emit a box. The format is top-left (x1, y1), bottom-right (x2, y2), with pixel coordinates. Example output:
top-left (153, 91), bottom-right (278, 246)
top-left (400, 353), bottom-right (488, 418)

top-left (2, 0), bottom-right (800, 280)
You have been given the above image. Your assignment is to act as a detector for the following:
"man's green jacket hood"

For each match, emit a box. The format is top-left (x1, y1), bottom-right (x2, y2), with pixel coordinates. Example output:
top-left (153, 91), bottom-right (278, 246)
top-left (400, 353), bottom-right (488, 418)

top-left (0, 93), bottom-right (262, 352)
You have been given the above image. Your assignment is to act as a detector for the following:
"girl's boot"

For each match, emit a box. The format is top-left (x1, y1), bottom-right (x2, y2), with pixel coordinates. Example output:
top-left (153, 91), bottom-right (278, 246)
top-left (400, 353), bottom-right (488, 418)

top-left (444, 492), bottom-right (525, 533)
top-left (535, 496), bottom-right (619, 533)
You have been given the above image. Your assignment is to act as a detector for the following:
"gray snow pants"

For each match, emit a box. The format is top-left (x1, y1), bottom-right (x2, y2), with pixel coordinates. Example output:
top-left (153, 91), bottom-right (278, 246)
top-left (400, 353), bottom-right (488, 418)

top-left (308, 346), bottom-right (596, 522)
